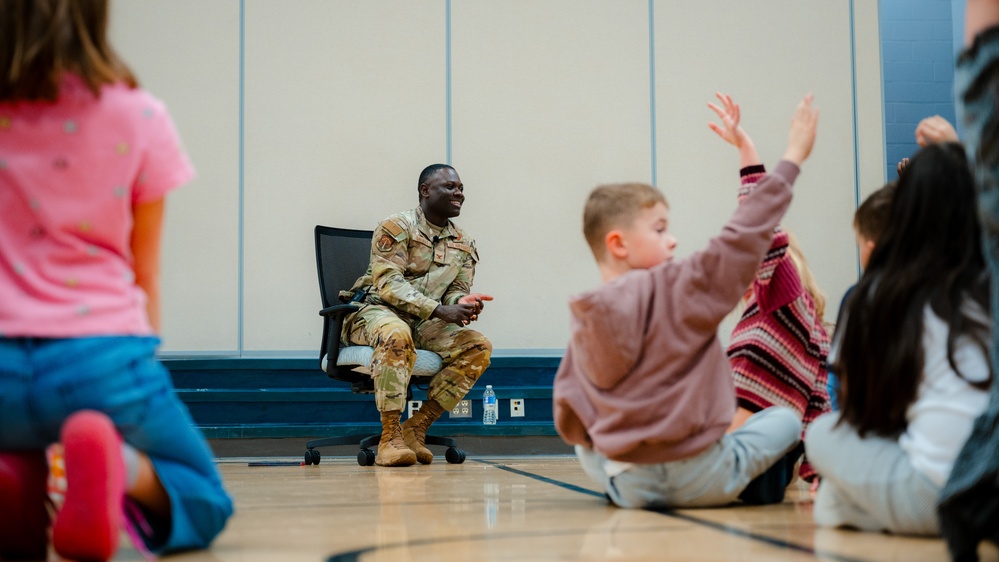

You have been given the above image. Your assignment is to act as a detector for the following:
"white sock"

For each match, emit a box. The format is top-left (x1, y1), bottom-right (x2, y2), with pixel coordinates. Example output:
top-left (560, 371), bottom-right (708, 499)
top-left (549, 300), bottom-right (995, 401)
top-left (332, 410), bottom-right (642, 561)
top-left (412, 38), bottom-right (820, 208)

top-left (121, 443), bottom-right (141, 489)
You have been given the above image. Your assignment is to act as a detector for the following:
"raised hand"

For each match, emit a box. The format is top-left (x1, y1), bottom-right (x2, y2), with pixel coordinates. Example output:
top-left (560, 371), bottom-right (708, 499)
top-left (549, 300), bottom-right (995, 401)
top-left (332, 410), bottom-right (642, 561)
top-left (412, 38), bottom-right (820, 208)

top-left (915, 115), bottom-right (959, 147)
top-left (708, 92), bottom-right (760, 167)
top-left (707, 92), bottom-right (749, 148)
top-left (897, 157), bottom-right (910, 175)
top-left (782, 94), bottom-right (819, 166)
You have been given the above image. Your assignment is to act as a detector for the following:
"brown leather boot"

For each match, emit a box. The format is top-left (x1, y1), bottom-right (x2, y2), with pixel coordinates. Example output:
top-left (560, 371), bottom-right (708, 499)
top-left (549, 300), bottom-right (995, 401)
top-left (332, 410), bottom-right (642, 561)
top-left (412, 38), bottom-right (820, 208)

top-left (401, 400), bottom-right (445, 464)
top-left (375, 410), bottom-right (416, 467)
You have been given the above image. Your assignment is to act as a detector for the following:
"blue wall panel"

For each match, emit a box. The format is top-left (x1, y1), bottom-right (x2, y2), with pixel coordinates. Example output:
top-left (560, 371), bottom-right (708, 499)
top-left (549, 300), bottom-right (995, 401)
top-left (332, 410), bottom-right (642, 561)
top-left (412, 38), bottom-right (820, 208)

top-left (880, 0), bottom-right (957, 181)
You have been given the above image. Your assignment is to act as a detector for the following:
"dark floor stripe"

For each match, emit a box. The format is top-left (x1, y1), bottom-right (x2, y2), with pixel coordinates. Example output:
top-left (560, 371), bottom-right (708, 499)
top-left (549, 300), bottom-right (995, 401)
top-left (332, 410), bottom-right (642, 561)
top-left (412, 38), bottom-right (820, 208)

top-left (327, 523), bottom-right (694, 562)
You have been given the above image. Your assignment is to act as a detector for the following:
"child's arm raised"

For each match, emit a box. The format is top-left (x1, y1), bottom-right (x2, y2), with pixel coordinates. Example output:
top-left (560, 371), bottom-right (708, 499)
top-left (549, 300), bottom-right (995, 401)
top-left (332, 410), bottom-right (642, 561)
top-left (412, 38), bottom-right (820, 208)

top-left (709, 92), bottom-right (766, 203)
top-left (708, 92), bottom-right (761, 168)
top-left (708, 92), bottom-right (818, 169)
top-left (709, 94), bottom-right (801, 312)
top-left (666, 95), bottom-right (818, 331)
top-left (782, 94), bottom-right (819, 166)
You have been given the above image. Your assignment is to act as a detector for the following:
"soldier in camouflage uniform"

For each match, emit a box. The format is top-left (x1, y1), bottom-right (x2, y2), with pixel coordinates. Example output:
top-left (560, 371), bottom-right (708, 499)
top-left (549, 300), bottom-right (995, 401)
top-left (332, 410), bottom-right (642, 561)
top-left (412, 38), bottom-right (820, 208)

top-left (341, 164), bottom-right (493, 467)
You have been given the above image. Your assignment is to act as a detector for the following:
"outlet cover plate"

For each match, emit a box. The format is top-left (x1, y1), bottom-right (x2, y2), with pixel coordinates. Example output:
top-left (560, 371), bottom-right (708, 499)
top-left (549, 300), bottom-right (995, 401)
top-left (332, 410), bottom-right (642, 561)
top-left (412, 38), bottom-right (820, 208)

top-left (510, 398), bottom-right (525, 418)
top-left (450, 399), bottom-right (472, 419)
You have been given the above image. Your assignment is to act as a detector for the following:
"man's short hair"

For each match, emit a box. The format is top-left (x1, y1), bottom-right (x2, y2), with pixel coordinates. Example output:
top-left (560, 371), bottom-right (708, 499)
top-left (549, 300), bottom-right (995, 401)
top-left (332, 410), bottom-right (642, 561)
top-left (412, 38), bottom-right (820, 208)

top-left (418, 164), bottom-right (455, 193)
top-left (583, 183), bottom-right (667, 260)
top-left (854, 182), bottom-right (897, 243)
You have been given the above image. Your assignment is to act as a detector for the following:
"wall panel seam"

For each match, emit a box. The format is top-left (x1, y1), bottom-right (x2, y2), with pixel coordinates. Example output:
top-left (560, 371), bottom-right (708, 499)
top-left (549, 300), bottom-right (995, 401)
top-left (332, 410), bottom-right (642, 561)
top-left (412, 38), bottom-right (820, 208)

top-left (238, 0), bottom-right (246, 355)
top-left (851, 0), bottom-right (862, 278)
top-left (446, 0), bottom-right (453, 165)
top-left (648, 0), bottom-right (658, 187)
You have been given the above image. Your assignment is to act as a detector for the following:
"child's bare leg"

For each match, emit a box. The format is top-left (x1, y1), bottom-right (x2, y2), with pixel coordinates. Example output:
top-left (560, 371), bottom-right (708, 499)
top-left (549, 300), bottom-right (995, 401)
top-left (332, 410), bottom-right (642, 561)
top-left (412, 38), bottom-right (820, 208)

top-left (55, 439), bottom-right (171, 520)
top-left (966, 0), bottom-right (999, 45)
top-left (125, 446), bottom-right (171, 520)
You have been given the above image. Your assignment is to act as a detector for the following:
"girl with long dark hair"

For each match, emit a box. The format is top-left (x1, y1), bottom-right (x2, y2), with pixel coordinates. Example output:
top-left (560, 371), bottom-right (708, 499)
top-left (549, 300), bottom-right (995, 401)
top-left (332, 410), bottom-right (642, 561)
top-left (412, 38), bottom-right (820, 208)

top-left (806, 142), bottom-right (991, 535)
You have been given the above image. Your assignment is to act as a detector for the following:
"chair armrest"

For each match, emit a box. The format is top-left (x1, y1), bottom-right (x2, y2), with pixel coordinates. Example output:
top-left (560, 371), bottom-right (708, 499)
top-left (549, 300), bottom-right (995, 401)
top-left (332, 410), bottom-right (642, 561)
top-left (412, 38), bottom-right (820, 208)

top-left (319, 303), bottom-right (360, 318)
top-left (320, 303), bottom-right (360, 377)
top-left (320, 302), bottom-right (359, 377)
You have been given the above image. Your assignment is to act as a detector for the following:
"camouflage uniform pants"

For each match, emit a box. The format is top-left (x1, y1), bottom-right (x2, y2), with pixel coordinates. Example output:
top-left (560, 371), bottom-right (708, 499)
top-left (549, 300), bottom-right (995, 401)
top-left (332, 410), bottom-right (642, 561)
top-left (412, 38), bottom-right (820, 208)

top-left (342, 304), bottom-right (492, 412)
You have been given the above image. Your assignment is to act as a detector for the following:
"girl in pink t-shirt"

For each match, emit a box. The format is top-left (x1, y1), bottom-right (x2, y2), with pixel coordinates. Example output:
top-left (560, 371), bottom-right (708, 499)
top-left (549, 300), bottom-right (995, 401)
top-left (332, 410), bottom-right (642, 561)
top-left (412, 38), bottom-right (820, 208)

top-left (0, 1), bottom-right (232, 559)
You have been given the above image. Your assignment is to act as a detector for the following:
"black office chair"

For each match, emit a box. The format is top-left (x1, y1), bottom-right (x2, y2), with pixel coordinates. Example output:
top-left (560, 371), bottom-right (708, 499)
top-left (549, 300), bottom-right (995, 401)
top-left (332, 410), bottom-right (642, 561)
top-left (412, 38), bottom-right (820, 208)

top-left (304, 225), bottom-right (466, 466)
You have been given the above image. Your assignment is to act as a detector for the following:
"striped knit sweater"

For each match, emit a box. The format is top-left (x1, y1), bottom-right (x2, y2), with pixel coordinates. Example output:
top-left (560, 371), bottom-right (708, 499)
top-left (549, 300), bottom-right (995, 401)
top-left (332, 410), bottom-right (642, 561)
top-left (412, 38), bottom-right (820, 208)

top-left (728, 165), bottom-right (831, 482)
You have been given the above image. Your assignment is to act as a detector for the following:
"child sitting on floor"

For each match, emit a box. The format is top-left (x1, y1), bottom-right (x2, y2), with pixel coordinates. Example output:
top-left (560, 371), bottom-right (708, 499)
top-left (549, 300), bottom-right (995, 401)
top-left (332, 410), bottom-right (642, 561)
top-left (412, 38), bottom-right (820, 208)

top-left (826, 181), bottom-right (897, 411)
top-left (708, 93), bottom-right (831, 485)
top-left (806, 142), bottom-right (991, 536)
top-left (0, 1), bottom-right (233, 560)
top-left (553, 93), bottom-right (819, 508)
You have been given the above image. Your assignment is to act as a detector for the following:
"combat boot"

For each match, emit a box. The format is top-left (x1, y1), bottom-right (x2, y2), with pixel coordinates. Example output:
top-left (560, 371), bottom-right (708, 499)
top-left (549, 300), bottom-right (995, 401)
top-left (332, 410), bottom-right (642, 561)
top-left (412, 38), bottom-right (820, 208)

top-left (375, 410), bottom-right (417, 467)
top-left (401, 399), bottom-right (445, 464)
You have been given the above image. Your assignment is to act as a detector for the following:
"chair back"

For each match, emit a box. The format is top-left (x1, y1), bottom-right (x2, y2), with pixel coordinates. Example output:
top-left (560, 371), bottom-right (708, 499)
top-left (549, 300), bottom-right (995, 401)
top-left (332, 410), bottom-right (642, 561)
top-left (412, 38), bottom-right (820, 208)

top-left (315, 226), bottom-right (373, 309)
top-left (314, 225), bottom-right (444, 390)
top-left (315, 226), bottom-right (373, 382)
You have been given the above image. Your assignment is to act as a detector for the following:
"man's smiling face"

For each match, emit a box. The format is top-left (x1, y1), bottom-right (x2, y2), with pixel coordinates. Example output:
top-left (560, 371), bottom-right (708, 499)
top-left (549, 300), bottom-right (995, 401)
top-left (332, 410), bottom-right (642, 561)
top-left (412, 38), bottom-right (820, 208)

top-left (420, 167), bottom-right (464, 226)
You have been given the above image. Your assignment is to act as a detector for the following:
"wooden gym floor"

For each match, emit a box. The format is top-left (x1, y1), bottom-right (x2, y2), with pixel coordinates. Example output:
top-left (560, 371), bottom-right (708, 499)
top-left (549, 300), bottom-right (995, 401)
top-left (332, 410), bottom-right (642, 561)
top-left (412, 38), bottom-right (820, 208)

top-left (99, 455), bottom-right (998, 561)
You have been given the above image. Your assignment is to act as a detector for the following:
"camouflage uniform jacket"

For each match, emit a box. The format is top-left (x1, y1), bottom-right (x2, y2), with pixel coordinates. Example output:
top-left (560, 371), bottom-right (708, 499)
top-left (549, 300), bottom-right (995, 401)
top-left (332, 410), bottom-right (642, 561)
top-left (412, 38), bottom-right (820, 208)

top-left (341, 206), bottom-right (479, 320)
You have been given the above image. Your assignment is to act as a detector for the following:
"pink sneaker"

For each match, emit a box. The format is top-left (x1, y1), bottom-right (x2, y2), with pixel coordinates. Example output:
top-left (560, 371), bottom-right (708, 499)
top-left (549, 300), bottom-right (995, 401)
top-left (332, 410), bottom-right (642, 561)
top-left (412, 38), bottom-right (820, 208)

top-left (52, 410), bottom-right (125, 562)
top-left (0, 451), bottom-right (50, 560)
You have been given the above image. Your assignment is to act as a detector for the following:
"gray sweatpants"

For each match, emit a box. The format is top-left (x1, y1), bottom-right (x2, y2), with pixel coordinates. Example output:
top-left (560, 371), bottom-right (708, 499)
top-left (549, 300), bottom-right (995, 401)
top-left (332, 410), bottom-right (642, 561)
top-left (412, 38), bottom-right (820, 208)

top-left (805, 413), bottom-right (941, 536)
top-left (577, 406), bottom-right (801, 508)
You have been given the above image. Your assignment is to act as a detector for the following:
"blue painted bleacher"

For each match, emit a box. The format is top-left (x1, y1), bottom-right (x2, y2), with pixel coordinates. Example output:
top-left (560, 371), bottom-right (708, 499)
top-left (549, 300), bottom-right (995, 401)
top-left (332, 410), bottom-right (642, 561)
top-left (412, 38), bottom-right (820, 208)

top-left (162, 351), bottom-right (562, 440)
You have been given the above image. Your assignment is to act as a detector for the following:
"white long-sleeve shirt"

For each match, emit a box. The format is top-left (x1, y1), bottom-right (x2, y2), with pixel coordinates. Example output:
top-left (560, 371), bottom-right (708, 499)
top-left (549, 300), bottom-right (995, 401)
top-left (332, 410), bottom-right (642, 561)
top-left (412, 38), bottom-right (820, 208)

top-left (900, 306), bottom-right (991, 486)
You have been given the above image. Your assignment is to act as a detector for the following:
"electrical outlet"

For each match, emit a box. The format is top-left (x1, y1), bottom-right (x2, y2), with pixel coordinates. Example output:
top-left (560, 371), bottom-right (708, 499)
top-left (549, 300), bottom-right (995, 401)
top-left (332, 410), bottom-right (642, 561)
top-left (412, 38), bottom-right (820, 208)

top-left (450, 399), bottom-right (472, 419)
top-left (407, 400), bottom-right (423, 419)
top-left (510, 398), bottom-right (525, 418)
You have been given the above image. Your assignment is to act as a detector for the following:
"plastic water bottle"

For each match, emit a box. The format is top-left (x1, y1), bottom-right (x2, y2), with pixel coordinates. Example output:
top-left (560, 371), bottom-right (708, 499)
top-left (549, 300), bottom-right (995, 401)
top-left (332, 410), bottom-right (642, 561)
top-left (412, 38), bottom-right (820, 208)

top-left (482, 385), bottom-right (498, 425)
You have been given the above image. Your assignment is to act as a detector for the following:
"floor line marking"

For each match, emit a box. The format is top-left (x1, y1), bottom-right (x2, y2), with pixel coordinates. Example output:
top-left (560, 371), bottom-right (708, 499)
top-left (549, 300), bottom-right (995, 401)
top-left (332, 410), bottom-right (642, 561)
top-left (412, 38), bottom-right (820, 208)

top-left (478, 459), bottom-right (870, 562)
top-left (327, 523), bottom-right (695, 562)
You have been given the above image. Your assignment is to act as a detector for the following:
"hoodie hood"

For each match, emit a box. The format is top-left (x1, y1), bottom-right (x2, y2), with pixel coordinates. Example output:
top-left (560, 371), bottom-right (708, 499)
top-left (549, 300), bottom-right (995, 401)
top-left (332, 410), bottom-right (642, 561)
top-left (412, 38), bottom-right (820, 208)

top-left (568, 270), bottom-right (652, 389)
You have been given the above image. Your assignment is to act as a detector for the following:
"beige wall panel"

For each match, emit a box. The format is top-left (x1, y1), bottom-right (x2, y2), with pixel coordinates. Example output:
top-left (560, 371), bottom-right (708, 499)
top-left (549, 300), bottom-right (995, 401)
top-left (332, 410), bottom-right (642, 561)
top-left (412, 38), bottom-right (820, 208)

top-left (110, 1), bottom-right (879, 354)
top-left (242, 1), bottom-right (447, 351)
top-left (111, 1), bottom-right (241, 352)
top-left (655, 1), bottom-right (881, 332)
top-left (855, 1), bottom-right (889, 202)
top-left (451, 0), bottom-right (651, 349)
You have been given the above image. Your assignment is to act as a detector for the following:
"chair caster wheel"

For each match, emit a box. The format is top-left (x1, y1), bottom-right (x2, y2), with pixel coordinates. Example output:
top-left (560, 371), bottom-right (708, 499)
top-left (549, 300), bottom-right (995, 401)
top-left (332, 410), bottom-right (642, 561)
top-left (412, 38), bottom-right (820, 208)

top-left (358, 449), bottom-right (376, 466)
top-left (305, 449), bottom-right (321, 465)
top-left (445, 447), bottom-right (466, 464)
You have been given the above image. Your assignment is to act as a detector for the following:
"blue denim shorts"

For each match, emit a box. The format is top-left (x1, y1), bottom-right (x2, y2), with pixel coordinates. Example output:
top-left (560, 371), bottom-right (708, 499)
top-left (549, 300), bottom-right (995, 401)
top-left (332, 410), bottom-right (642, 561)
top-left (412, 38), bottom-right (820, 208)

top-left (0, 335), bottom-right (233, 552)
top-left (0, 336), bottom-right (171, 448)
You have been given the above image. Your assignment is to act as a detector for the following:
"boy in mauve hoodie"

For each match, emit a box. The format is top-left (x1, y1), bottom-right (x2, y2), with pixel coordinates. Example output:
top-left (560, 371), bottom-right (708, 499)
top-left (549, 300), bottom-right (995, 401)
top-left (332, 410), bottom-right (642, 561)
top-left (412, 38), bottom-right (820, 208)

top-left (553, 93), bottom-right (819, 508)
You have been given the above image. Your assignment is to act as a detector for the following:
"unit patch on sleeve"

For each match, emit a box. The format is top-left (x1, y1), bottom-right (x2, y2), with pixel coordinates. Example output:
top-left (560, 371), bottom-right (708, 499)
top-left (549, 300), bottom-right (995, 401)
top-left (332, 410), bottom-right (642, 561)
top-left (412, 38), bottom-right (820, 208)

top-left (376, 234), bottom-right (395, 253)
